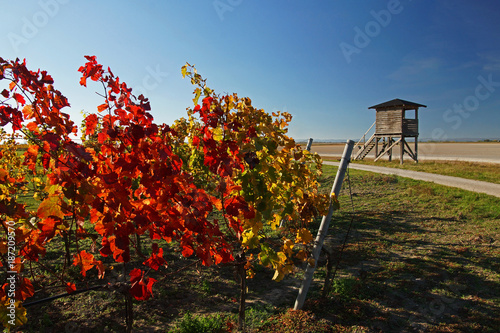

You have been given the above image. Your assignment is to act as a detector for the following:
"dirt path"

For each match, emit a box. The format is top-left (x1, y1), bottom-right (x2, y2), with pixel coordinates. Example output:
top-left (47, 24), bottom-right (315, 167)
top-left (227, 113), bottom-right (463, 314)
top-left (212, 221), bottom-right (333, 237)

top-left (324, 161), bottom-right (500, 198)
top-left (311, 142), bottom-right (500, 164)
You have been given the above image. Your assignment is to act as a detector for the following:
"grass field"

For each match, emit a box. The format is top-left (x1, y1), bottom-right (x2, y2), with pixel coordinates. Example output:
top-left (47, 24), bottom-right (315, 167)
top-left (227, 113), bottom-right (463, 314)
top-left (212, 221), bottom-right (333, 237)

top-left (13, 163), bottom-right (500, 332)
top-left (349, 159), bottom-right (500, 184)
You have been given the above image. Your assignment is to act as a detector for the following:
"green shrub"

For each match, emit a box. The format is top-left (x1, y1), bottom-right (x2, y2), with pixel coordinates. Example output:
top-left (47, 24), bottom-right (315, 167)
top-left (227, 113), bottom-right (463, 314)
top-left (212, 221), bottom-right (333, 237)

top-left (331, 277), bottom-right (361, 300)
top-left (170, 312), bottom-right (229, 333)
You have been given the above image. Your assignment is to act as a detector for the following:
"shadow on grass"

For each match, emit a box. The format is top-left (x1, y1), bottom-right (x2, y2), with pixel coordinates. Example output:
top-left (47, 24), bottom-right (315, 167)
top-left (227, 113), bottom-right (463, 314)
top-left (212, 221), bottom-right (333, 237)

top-left (304, 170), bottom-right (500, 332)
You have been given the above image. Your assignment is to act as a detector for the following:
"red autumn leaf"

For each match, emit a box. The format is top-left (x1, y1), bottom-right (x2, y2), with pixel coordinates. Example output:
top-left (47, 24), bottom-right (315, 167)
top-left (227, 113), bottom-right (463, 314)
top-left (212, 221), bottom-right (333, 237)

top-left (38, 217), bottom-right (61, 238)
top-left (41, 153), bottom-right (50, 169)
top-left (192, 135), bottom-right (200, 147)
top-left (15, 277), bottom-right (34, 301)
top-left (20, 241), bottom-right (47, 261)
top-left (66, 282), bottom-right (76, 294)
top-left (79, 74), bottom-right (87, 87)
top-left (78, 55), bottom-right (103, 87)
top-left (1, 89), bottom-right (9, 98)
top-left (42, 133), bottom-right (60, 151)
top-left (101, 172), bottom-right (118, 185)
top-left (40, 70), bottom-right (54, 84)
top-left (13, 93), bottom-right (25, 105)
top-left (130, 124), bottom-right (145, 140)
top-left (95, 261), bottom-right (106, 279)
top-left (72, 250), bottom-right (95, 277)
top-left (98, 132), bottom-right (108, 144)
top-left (99, 236), bottom-right (113, 257)
top-left (85, 113), bottom-right (99, 136)
top-left (146, 277), bottom-right (157, 297)
top-left (129, 268), bottom-right (142, 283)
top-left (0, 168), bottom-right (7, 182)
top-left (10, 108), bottom-right (23, 131)
top-left (181, 245), bottom-right (194, 257)
top-left (224, 196), bottom-right (249, 217)
top-left (143, 245), bottom-right (166, 271)
top-left (64, 142), bottom-right (92, 162)
top-left (113, 246), bottom-right (130, 263)
top-left (9, 257), bottom-right (23, 273)
top-left (129, 268), bottom-right (156, 301)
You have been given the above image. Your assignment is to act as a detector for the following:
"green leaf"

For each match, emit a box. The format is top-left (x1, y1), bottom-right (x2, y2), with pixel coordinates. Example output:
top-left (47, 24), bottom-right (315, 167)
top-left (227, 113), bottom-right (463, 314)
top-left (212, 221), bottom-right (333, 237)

top-left (259, 244), bottom-right (278, 267)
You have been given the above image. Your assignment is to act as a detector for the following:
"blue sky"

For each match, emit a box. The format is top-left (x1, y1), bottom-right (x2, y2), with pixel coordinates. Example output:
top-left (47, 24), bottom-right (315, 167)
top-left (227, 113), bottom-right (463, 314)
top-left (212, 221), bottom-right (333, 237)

top-left (1, 0), bottom-right (500, 141)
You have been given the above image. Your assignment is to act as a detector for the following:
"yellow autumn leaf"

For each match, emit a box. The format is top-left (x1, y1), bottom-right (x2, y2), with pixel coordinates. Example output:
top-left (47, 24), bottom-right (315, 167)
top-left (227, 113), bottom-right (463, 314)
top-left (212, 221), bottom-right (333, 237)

top-left (282, 239), bottom-right (294, 256)
top-left (296, 228), bottom-right (313, 244)
top-left (0, 300), bottom-right (28, 329)
top-left (295, 249), bottom-right (309, 261)
top-left (242, 230), bottom-right (259, 249)
top-left (272, 269), bottom-right (284, 282)
top-left (270, 214), bottom-right (281, 230)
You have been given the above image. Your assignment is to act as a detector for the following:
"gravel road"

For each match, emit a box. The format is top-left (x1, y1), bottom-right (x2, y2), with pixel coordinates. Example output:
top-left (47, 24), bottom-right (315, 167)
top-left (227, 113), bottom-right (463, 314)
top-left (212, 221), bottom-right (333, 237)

top-left (323, 161), bottom-right (500, 198)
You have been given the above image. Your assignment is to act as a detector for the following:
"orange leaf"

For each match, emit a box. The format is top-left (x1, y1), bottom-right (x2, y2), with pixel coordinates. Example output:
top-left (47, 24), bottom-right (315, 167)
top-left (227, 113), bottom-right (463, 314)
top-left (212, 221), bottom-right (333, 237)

top-left (66, 282), bottom-right (76, 294)
top-left (27, 144), bottom-right (39, 157)
top-left (97, 103), bottom-right (108, 112)
top-left (210, 196), bottom-right (223, 211)
top-left (182, 245), bottom-right (194, 257)
top-left (16, 277), bottom-right (34, 301)
top-left (37, 195), bottom-right (64, 219)
top-left (10, 257), bottom-right (23, 273)
top-left (95, 260), bottom-right (106, 279)
top-left (26, 121), bottom-right (38, 132)
top-left (22, 105), bottom-right (33, 118)
top-left (72, 250), bottom-right (95, 277)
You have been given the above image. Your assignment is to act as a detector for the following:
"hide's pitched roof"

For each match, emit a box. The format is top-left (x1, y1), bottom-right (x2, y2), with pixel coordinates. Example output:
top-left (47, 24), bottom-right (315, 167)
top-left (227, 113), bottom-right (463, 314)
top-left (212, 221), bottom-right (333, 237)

top-left (369, 99), bottom-right (427, 110)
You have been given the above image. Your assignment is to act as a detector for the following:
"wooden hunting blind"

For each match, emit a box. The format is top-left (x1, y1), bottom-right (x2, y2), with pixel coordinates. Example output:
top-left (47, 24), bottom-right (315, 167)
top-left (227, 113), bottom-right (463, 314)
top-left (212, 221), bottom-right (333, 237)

top-left (354, 98), bottom-right (427, 164)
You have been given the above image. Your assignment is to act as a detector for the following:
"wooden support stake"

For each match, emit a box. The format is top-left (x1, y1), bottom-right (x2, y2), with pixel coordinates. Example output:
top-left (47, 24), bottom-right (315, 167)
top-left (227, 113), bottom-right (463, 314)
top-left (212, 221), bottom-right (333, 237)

top-left (293, 140), bottom-right (354, 310)
top-left (415, 136), bottom-right (418, 163)
top-left (400, 136), bottom-right (404, 164)
top-left (305, 138), bottom-right (313, 152)
top-left (388, 137), bottom-right (392, 162)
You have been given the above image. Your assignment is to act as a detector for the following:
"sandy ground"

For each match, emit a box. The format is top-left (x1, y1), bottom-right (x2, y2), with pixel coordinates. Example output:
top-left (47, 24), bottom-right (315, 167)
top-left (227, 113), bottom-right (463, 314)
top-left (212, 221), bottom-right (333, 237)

top-left (310, 142), bottom-right (500, 164)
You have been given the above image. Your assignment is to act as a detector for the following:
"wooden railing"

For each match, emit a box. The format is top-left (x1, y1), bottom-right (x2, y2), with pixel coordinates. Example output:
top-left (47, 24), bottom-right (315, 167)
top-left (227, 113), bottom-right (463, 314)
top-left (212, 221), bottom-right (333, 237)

top-left (355, 121), bottom-right (376, 148)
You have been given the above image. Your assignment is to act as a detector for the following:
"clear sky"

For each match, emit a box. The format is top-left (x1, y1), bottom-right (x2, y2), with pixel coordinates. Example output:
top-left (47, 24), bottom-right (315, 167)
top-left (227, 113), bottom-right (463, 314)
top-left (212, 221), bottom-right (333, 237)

top-left (1, 0), bottom-right (500, 141)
